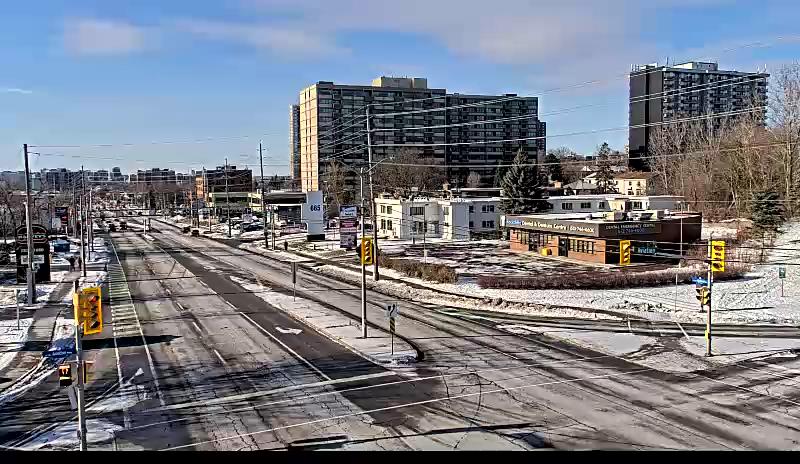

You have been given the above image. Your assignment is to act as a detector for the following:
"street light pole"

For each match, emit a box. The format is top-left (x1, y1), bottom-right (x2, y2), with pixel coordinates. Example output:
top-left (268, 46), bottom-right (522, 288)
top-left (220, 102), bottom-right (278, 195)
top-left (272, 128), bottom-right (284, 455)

top-left (259, 142), bottom-right (269, 250)
top-left (22, 144), bottom-right (36, 304)
top-left (224, 157), bottom-right (231, 238)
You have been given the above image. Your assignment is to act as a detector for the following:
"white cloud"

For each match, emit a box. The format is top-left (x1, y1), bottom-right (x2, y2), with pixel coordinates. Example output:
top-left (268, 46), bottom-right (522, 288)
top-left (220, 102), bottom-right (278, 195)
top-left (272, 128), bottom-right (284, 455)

top-left (175, 19), bottom-right (348, 58)
top-left (63, 18), bottom-right (149, 56)
top-left (2, 88), bottom-right (33, 94)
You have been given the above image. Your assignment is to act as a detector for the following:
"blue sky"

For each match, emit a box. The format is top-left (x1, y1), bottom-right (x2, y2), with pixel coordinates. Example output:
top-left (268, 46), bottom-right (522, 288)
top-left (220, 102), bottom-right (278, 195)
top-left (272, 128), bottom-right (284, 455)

top-left (1, 0), bottom-right (798, 175)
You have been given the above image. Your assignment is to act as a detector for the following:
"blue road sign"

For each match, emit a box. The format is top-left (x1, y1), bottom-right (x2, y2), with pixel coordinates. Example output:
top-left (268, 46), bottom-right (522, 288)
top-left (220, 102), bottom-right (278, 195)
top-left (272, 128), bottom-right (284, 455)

top-left (43, 338), bottom-right (76, 359)
top-left (692, 277), bottom-right (708, 286)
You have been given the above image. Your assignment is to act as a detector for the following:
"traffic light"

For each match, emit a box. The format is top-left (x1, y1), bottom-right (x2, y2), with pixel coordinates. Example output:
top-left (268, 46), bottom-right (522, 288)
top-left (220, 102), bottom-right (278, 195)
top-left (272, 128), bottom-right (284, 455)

top-left (710, 240), bottom-right (725, 273)
top-left (74, 287), bottom-right (103, 335)
top-left (59, 364), bottom-right (72, 387)
top-left (619, 240), bottom-right (632, 266)
top-left (361, 238), bottom-right (374, 265)
top-left (695, 287), bottom-right (710, 305)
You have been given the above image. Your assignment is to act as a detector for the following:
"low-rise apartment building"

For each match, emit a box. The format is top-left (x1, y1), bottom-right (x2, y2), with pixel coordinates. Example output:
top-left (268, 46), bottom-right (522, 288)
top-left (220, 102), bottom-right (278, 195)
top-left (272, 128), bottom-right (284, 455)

top-left (374, 195), bottom-right (502, 240)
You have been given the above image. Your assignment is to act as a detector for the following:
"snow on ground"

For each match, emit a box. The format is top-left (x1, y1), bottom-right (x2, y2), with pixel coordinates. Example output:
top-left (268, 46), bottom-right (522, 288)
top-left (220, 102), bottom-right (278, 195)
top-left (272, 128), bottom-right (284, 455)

top-left (0, 315), bottom-right (74, 406)
top-left (310, 222), bottom-right (800, 326)
top-left (20, 418), bottom-right (123, 450)
top-left (0, 316), bottom-right (33, 373)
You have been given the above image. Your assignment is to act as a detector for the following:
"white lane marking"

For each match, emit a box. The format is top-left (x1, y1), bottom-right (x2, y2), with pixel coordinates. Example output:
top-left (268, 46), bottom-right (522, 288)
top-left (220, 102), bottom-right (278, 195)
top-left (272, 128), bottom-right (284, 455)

top-left (163, 368), bottom-right (655, 451)
top-left (225, 300), bottom-right (237, 310)
top-left (147, 370), bottom-right (395, 413)
top-left (627, 318), bottom-right (633, 334)
top-left (213, 349), bottom-right (227, 366)
top-left (240, 313), bottom-right (331, 382)
top-left (275, 326), bottom-right (302, 335)
top-left (110, 239), bottom-right (167, 408)
top-left (191, 321), bottom-right (202, 333)
top-left (675, 321), bottom-right (691, 340)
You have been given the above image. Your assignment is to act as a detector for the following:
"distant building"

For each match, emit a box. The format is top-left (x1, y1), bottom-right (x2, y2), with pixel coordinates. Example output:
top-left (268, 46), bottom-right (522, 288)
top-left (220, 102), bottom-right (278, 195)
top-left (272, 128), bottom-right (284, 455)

top-left (629, 61), bottom-right (768, 171)
top-left (374, 194), bottom-right (502, 240)
top-left (544, 194), bottom-right (685, 215)
top-left (0, 171), bottom-right (28, 190)
top-left (581, 171), bottom-right (655, 195)
top-left (194, 165), bottom-right (253, 202)
top-left (289, 104), bottom-right (301, 180)
top-left (39, 168), bottom-right (75, 191)
top-left (295, 76), bottom-right (546, 195)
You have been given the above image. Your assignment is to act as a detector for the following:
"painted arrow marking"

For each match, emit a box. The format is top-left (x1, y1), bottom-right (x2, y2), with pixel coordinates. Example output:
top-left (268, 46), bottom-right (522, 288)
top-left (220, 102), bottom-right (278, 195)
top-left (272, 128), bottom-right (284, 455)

top-left (275, 326), bottom-right (302, 335)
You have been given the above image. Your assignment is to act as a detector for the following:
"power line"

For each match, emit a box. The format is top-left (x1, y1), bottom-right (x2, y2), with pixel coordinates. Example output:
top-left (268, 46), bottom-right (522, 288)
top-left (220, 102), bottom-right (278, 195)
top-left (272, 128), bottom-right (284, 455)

top-left (28, 134), bottom-right (272, 149)
top-left (368, 107), bottom-right (766, 153)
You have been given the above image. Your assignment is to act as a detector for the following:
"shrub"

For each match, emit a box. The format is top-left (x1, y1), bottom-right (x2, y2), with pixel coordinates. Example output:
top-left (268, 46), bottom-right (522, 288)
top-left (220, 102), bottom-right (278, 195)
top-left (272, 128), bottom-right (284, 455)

top-left (477, 264), bottom-right (750, 290)
top-left (381, 256), bottom-right (457, 284)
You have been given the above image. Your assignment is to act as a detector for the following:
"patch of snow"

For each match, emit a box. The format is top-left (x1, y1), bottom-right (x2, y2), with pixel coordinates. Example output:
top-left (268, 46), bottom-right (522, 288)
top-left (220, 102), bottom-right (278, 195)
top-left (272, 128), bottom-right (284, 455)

top-left (311, 221), bottom-right (800, 325)
top-left (0, 316), bottom-right (33, 372)
top-left (20, 418), bottom-right (123, 450)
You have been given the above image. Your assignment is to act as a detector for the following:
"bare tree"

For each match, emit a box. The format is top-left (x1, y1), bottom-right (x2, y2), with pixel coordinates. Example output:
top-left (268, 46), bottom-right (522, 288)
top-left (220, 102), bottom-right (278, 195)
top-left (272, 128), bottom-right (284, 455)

top-left (373, 149), bottom-right (448, 196)
top-left (769, 63), bottom-right (800, 215)
top-left (323, 160), bottom-right (354, 216)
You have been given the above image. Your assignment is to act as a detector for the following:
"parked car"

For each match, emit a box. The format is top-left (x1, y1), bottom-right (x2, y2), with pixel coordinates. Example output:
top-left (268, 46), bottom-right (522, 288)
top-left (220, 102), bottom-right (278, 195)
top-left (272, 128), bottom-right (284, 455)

top-left (108, 223), bottom-right (117, 232)
top-left (182, 226), bottom-right (191, 233)
top-left (191, 229), bottom-right (200, 237)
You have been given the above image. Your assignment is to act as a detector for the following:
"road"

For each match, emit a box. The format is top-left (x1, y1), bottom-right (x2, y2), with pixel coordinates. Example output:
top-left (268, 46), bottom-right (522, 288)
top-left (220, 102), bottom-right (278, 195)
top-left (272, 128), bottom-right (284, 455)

top-left (3, 223), bottom-right (800, 450)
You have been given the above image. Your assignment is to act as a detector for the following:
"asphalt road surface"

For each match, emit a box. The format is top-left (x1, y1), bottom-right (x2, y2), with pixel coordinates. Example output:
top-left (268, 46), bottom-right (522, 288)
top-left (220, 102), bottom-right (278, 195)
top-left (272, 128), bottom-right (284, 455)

top-left (3, 224), bottom-right (800, 450)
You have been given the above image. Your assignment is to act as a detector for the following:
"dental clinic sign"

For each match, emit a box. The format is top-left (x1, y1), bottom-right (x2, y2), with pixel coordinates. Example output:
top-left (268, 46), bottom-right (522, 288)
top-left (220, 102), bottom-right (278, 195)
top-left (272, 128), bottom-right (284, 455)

top-left (504, 216), bottom-right (661, 238)
top-left (504, 217), bottom-right (598, 237)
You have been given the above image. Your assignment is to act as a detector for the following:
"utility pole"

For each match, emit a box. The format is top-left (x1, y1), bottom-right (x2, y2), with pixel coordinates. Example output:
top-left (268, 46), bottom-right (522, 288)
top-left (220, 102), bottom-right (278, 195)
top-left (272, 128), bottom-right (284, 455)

top-left (360, 167), bottom-right (368, 338)
top-left (79, 167), bottom-right (87, 278)
top-left (73, 280), bottom-right (87, 451)
top-left (224, 158), bottom-right (231, 238)
top-left (366, 106), bottom-right (380, 281)
top-left (259, 142), bottom-right (269, 250)
top-left (23, 144), bottom-right (36, 304)
top-left (88, 187), bottom-right (93, 261)
top-left (203, 167), bottom-right (211, 232)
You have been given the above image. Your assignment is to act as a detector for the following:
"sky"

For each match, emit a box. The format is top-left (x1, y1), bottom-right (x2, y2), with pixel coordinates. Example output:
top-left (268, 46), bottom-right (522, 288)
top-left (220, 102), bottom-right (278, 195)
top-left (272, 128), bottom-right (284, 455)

top-left (1, 0), bottom-right (798, 176)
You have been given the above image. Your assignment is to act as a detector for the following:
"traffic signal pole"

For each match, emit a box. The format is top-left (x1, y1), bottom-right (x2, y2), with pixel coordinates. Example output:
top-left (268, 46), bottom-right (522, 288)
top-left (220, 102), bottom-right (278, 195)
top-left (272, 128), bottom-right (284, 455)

top-left (706, 234), bottom-right (713, 357)
top-left (360, 167), bottom-right (368, 338)
top-left (73, 280), bottom-right (87, 451)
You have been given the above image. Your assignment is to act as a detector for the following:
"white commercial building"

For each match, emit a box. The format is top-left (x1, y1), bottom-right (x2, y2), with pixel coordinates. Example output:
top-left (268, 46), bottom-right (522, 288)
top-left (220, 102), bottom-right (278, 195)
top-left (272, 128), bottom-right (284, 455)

top-left (375, 195), bottom-right (502, 240)
top-left (545, 194), bottom-right (685, 214)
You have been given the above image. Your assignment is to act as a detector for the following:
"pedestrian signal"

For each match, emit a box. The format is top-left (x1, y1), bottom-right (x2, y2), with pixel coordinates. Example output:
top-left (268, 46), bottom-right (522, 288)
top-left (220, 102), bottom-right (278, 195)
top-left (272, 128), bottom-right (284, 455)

top-left (59, 364), bottom-right (72, 387)
top-left (695, 287), bottom-right (710, 305)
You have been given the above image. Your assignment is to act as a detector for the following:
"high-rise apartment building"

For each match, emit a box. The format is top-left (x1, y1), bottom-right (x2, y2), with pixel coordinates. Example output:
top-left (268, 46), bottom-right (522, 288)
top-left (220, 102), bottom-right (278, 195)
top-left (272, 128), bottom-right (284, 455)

top-left (629, 61), bottom-right (768, 171)
top-left (295, 77), bottom-right (545, 193)
top-left (289, 104), bottom-right (301, 180)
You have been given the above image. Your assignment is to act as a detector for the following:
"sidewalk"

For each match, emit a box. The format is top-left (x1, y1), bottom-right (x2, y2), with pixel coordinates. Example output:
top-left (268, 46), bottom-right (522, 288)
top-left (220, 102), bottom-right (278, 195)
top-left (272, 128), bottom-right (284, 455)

top-left (0, 271), bottom-right (79, 393)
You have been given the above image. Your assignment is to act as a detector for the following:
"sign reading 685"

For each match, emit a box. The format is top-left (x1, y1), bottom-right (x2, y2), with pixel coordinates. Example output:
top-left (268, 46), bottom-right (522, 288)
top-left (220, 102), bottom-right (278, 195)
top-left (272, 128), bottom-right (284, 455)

top-left (309, 204), bottom-right (321, 212)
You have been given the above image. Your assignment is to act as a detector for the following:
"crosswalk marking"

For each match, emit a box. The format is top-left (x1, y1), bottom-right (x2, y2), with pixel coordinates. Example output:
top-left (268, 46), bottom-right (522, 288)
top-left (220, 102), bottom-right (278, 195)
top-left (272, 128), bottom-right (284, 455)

top-left (107, 263), bottom-right (142, 342)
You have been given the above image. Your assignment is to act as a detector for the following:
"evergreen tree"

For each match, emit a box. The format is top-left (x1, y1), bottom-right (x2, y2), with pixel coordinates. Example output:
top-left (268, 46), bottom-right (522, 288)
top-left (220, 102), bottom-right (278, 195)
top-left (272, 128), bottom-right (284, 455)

top-left (500, 147), bottom-right (546, 214)
top-left (543, 152), bottom-right (563, 183)
top-left (594, 142), bottom-right (617, 194)
top-left (751, 189), bottom-right (784, 232)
